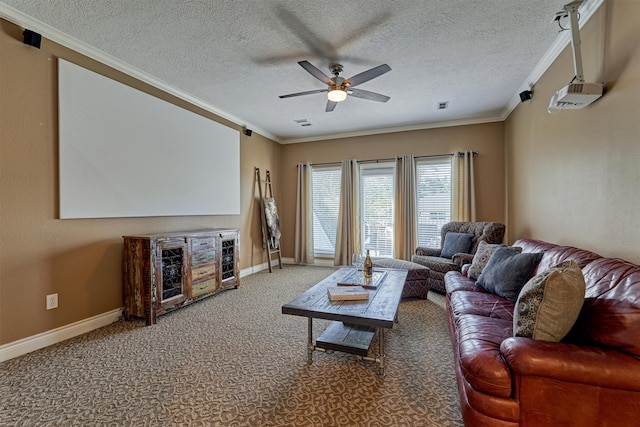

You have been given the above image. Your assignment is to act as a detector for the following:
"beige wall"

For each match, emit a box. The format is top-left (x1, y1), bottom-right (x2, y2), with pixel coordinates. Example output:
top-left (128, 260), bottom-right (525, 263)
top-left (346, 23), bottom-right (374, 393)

top-left (0, 19), bottom-right (280, 345)
top-left (505, 0), bottom-right (640, 261)
top-left (278, 124), bottom-right (507, 258)
top-left (1, 17), bottom-right (506, 347)
top-left (5, 0), bottom-right (637, 350)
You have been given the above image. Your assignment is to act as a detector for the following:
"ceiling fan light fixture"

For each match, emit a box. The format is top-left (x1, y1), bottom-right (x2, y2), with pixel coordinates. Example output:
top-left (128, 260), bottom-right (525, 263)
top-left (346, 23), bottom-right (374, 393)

top-left (280, 61), bottom-right (391, 111)
top-left (327, 88), bottom-right (347, 102)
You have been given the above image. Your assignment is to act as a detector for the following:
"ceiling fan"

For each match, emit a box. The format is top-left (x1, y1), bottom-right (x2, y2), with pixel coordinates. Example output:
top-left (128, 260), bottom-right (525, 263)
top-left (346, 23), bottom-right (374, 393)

top-left (279, 60), bottom-right (391, 112)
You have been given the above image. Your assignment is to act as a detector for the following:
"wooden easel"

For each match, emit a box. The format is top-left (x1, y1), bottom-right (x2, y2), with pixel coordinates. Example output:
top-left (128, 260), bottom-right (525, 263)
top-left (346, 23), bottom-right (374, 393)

top-left (255, 167), bottom-right (282, 272)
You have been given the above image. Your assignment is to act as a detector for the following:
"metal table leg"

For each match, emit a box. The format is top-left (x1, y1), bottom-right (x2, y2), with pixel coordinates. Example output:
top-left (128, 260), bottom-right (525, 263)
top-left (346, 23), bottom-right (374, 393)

top-left (307, 317), bottom-right (313, 364)
top-left (378, 328), bottom-right (386, 376)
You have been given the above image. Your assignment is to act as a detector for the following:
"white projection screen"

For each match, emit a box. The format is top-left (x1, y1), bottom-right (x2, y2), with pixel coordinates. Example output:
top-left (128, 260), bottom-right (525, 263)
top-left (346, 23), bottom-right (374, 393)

top-left (58, 59), bottom-right (240, 219)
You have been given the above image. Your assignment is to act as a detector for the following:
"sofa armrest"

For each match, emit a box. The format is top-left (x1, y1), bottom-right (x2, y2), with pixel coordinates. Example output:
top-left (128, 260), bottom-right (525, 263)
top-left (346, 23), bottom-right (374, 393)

top-left (501, 337), bottom-right (640, 391)
top-left (452, 252), bottom-right (474, 267)
top-left (415, 246), bottom-right (441, 257)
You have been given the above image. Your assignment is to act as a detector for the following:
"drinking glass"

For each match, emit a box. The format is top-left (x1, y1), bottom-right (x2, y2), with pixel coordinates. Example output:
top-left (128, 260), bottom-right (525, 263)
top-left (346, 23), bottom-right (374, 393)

top-left (352, 252), bottom-right (364, 271)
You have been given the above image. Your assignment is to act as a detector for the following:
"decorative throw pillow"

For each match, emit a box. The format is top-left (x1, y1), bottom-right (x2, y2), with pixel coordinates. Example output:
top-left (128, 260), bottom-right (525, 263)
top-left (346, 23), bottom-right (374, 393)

top-left (440, 232), bottom-right (474, 259)
top-left (476, 247), bottom-right (543, 301)
top-left (468, 241), bottom-right (523, 280)
top-left (514, 260), bottom-right (586, 342)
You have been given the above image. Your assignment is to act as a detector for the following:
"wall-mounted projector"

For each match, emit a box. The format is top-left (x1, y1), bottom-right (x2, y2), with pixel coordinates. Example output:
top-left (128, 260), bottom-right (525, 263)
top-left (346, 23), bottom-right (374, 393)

top-left (549, 82), bottom-right (603, 110)
top-left (548, 1), bottom-right (605, 113)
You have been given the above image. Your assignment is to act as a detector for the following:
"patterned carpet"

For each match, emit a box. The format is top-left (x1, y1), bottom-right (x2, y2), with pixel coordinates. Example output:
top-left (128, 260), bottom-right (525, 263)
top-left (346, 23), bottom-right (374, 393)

top-left (1, 265), bottom-right (463, 427)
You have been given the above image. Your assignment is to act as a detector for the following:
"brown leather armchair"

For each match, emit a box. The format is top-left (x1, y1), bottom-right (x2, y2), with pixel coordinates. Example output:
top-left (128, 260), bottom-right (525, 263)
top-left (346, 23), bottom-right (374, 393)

top-left (411, 221), bottom-right (505, 293)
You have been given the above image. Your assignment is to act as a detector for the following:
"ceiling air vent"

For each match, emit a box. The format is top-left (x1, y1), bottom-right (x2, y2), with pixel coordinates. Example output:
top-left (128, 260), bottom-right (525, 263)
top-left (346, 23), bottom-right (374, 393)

top-left (294, 118), bottom-right (312, 127)
top-left (437, 101), bottom-right (449, 110)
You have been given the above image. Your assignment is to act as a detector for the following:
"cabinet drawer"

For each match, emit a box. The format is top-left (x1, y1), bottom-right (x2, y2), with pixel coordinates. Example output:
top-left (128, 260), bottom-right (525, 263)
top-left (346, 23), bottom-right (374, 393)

top-left (192, 251), bottom-right (215, 266)
top-left (192, 264), bottom-right (215, 282)
top-left (192, 237), bottom-right (215, 267)
top-left (192, 237), bottom-right (215, 253)
top-left (192, 278), bottom-right (217, 298)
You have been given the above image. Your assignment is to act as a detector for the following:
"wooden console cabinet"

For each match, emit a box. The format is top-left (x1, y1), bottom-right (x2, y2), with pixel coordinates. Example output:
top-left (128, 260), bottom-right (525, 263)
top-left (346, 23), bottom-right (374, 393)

top-left (123, 229), bottom-right (239, 325)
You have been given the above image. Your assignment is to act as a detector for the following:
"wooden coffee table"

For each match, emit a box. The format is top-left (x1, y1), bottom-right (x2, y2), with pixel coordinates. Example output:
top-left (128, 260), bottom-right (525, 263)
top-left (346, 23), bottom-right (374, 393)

top-left (282, 267), bottom-right (407, 376)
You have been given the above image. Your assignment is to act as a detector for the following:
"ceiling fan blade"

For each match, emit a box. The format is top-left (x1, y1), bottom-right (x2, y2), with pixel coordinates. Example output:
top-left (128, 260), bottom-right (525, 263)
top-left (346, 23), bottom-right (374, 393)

top-left (273, 6), bottom-right (390, 66)
top-left (298, 61), bottom-right (333, 85)
top-left (326, 100), bottom-right (338, 112)
top-left (345, 64), bottom-right (392, 87)
top-left (279, 89), bottom-right (328, 99)
top-left (275, 6), bottom-right (340, 64)
top-left (348, 88), bottom-right (390, 103)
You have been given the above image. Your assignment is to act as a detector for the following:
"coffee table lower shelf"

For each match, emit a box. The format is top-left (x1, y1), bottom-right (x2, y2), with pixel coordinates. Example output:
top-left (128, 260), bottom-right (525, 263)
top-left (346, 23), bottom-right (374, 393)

top-left (315, 321), bottom-right (376, 357)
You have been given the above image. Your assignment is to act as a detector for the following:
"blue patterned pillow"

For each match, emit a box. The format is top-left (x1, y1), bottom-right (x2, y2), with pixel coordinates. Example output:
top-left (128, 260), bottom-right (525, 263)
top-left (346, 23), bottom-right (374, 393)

top-left (440, 232), bottom-right (474, 259)
top-left (477, 247), bottom-right (543, 301)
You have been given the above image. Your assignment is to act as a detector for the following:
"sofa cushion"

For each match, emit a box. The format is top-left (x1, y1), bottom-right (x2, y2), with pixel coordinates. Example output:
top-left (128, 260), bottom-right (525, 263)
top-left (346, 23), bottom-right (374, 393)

top-left (514, 260), bottom-right (586, 342)
top-left (450, 291), bottom-right (515, 322)
top-left (571, 258), bottom-right (640, 358)
top-left (456, 314), bottom-right (514, 397)
top-left (445, 271), bottom-right (485, 294)
top-left (441, 232), bottom-right (474, 259)
top-left (476, 247), bottom-right (543, 302)
top-left (468, 241), bottom-right (523, 280)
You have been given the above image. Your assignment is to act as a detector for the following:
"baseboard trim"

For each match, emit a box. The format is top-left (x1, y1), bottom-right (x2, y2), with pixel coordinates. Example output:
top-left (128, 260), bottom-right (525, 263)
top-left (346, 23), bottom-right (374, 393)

top-left (311, 259), bottom-right (336, 267)
top-left (0, 308), bottom-right (122, 363)
top-left (3, 259), bottom-right (315, 363)
top-left (239, 257), bottom-right (296, 277)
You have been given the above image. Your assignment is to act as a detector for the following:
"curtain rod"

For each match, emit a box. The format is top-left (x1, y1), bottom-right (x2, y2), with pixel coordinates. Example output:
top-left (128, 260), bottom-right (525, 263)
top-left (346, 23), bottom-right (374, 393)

top-left (298, 151), bottom-right (477, 168)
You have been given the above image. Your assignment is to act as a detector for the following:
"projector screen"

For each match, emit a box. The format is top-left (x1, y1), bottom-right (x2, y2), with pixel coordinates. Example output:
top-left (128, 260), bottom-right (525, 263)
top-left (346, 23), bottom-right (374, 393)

top-left (58, 59), bottom-right (240, 219)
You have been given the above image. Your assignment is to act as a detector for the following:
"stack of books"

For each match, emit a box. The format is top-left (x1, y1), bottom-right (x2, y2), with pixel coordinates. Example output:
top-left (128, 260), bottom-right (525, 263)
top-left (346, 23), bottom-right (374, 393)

top-left (327, 286), bottom-right (369, 301)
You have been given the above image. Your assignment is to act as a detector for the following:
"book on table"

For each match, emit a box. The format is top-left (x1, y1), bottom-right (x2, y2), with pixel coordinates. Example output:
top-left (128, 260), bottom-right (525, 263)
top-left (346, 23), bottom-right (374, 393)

top-left (327, 286), bottom-right (369, 301)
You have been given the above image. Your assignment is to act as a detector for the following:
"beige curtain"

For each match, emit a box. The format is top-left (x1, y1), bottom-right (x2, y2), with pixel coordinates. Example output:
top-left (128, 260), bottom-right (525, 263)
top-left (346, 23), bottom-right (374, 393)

top-left (334, 160), bottom-right (360, 266)
top-left (294, 163), bottom-right (314, 264)
top-left (452, 151), bottom-right (476, 222)
top-left (394, 155), bottom-right (417, 260)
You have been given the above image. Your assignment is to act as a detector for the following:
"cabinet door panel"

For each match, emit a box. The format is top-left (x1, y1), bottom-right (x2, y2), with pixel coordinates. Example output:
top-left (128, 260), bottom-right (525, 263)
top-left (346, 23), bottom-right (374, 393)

top-left (219, 233), bottom-right (239, 289)
top-left (156, 240), bottom-right (189, 304)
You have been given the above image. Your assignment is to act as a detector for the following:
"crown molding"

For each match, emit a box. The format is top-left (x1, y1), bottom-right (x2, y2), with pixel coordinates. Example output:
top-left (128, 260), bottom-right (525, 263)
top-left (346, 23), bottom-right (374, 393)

top-left (0, 3), bottom-right (280, 143)
top-left (502, 0), bottom-right (605, 119)
top-left (287, 0), bottom-right (605, 143)
top-left (281, 115), bottom-right (504, 144)
top-left (2, 0), bottom-right (604, 145)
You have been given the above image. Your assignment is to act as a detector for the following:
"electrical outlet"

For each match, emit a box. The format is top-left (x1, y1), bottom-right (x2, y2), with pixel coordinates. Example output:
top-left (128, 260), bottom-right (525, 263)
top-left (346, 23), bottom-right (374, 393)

top-left (46, 293), bottom-right (58, 310)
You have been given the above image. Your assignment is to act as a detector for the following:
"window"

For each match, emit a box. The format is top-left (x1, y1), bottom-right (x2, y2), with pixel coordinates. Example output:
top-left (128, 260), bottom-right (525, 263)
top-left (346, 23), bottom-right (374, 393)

top-left (360, 162), bottom-right (395, 257)
top-left (309, 157), bottom-right (451, 258)
top-left (311, 166), bottom-right (341, 255)
top-left (416, 157), bottom-right (452, 248)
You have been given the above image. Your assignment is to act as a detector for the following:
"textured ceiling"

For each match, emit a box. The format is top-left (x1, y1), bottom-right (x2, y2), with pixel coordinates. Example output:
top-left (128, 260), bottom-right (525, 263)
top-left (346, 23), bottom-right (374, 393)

top-left (2, 0), bottom-right (579, 143)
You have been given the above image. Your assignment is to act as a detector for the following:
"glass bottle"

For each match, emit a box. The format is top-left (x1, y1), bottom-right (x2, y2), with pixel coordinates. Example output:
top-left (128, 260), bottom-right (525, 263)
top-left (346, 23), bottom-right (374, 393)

top-left (363, 249), bottom-right (373, 279)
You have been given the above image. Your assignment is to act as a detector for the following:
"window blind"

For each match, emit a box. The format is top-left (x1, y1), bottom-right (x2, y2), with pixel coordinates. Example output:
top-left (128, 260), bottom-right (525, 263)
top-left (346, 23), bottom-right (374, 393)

top-left (311, 166), bottom-right (341, 255)
top-left (360, 163), bottom-right (395, 257)
top-left (416, 157), bottom-right (452, 248)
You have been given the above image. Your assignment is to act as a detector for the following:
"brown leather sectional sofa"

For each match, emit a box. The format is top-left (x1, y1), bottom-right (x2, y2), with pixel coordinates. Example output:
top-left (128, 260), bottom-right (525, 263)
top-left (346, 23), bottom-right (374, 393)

top-left (444, 238), bottom-right (640, 426)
